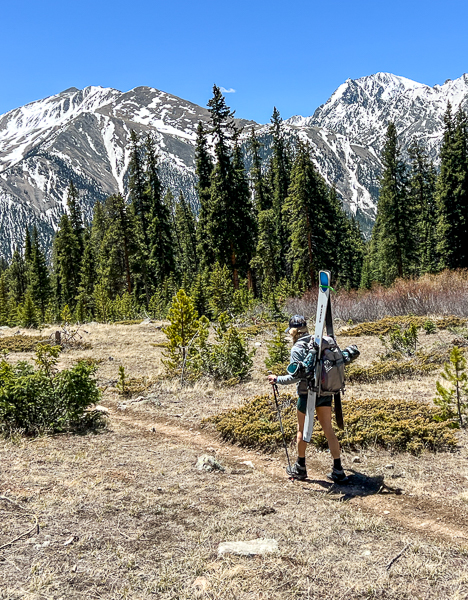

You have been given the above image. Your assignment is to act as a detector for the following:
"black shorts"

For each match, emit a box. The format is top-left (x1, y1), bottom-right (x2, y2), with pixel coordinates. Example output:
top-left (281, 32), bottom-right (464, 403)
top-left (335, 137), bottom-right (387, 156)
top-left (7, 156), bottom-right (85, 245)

top-left (297, 393), bottom-right (332, 414)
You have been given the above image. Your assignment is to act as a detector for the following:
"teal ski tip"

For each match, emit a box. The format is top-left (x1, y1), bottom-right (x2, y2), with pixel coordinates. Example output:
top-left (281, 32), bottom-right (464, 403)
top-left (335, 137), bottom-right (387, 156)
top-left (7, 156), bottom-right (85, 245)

top-left (319, 271), bottom-right (334, 293)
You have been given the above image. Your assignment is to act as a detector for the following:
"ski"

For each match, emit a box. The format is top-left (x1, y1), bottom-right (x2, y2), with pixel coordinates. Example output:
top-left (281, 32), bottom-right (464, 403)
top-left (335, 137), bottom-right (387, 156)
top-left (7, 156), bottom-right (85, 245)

top-left (303, 270), bottom-right (331, 443)
top-left (325, 294), bottom-right (344, 430)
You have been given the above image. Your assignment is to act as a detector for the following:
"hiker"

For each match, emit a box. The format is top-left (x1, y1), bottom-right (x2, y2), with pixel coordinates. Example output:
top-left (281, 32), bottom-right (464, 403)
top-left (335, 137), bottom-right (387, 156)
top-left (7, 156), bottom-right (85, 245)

top-left (267, 314), bottom-right (347, 483)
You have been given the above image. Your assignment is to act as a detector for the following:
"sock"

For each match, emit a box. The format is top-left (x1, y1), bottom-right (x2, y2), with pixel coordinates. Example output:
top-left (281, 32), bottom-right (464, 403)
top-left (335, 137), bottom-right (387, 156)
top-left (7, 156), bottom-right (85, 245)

top-left (297, 456), bottom-right (306, 468)
top-left (333, 457), bottom-right (342, 471)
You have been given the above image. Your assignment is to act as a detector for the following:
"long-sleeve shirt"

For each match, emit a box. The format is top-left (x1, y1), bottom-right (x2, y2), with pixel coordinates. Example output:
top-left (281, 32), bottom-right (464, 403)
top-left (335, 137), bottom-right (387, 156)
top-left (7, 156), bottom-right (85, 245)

top-left (276, 334), bottom-right (312, 395)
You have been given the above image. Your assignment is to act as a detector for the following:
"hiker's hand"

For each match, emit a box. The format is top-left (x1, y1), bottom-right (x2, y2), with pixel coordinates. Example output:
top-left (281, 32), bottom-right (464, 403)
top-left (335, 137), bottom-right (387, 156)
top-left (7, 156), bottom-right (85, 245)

top-left (267, 374), bottom-right (277, 384)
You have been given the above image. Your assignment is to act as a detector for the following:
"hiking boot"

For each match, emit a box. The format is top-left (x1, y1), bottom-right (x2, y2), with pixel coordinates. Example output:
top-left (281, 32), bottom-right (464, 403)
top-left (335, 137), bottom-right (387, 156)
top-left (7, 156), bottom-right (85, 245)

top-left (286, 462), bottom-right (307, 480)
top-left (327, 467), bottom-right (349, 484)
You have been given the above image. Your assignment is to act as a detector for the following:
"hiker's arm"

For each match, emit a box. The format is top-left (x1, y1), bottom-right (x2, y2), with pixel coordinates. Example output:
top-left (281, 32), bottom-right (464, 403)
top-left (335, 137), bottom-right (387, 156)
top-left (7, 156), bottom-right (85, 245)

top-left (274, 345), bottom-right (304, 386)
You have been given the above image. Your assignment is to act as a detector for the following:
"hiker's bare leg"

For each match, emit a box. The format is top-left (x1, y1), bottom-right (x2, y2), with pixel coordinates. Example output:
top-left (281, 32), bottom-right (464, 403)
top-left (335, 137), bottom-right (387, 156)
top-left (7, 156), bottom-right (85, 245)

top-left (297, 410), bottom-right (307, 457)
top-left (316, 406), bottom-right (340, 459)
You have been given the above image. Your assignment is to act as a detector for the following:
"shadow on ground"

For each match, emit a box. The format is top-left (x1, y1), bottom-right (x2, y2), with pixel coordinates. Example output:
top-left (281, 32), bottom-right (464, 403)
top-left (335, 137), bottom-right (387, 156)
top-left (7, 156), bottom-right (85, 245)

top-left (304, 470), bottom-right (403, 501)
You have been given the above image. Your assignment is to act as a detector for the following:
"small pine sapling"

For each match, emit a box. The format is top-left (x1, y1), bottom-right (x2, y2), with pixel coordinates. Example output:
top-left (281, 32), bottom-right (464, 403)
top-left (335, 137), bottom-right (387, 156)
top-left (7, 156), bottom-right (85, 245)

top-left (423, 319), bottom-right (436, 334)
top-left (265, 325), bottom-right (289, 369)
top-left (434, 346), bottom-right (468, 428)
top-left (117, 365), bottom-right (127, 394)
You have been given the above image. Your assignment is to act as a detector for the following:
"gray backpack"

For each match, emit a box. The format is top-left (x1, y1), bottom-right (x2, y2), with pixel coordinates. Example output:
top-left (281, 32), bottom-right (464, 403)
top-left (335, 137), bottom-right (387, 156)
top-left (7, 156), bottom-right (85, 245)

top-left (319, 336), bottom-right (346, 395)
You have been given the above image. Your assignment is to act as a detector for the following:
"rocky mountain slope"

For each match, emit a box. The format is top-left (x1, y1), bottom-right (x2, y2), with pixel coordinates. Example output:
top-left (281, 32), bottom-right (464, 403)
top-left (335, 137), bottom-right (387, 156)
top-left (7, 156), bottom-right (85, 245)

top-left (1, 73), bottom-right (467, 258)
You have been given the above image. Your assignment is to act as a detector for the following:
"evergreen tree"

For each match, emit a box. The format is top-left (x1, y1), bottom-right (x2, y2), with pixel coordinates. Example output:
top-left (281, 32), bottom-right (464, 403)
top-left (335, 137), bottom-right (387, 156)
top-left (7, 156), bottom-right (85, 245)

top-left (128, 130), bottom-right (150, 241)
top-left (195, 121), bottom-right (214, 268)
top-left (29, 226), bottom-right (50, 320)
top-left (19, 288), bottom-right (39, 328)
top-left (76, 229), bottom-right (97, 319)
top-left (97, 194), bottom-right (133, 297)
top-left (206, 85), bottom-right (236, 269)
top-left (0, 274), bottom-right (9, 326)
top-left (24, 227), bottom-right (32, 265)
top-left (249, 127), bottom-right (270, 212)
top-left (408, 141), bottom-right (438, 273)
top-left (283, 142), bottom-right (331, 290)
top-left (66, 180), bottom-right (84, 252)
top-left (369, 122), bottom-right (414, 285)
top-left (7, 248), bottom-right (27, 303)
top-left (328, 188), bottom-right (364, 289)
top-left (147, 186), bottom-right (175, 286)
top-left (269, 107), bottom-right (292, 275)
top-left (436, 105), bottom-right (468, 269)
top-left (251, 209), bottom-right (280, 297)
top-left (175, 192), bottom-right (198, 279)
top-left (230, 136), bottom-right (257, 287)
top-left (53, 213), bottom-right (81, 307)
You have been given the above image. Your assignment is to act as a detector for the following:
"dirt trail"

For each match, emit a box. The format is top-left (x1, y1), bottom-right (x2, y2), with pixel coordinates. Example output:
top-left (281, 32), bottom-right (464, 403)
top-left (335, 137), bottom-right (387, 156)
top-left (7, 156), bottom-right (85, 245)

top-left (110, 406), bottom-right (468, 547)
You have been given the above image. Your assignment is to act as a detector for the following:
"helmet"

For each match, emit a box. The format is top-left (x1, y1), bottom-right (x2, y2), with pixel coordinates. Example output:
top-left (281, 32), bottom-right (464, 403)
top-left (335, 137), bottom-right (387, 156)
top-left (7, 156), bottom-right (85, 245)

top-left (285, 314), bottom-right (307, 333)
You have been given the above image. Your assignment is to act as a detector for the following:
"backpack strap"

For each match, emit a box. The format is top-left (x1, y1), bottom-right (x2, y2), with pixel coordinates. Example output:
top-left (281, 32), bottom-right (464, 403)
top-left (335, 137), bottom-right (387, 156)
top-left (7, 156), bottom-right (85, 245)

top-left (326, 295), bottom-right (344, 429)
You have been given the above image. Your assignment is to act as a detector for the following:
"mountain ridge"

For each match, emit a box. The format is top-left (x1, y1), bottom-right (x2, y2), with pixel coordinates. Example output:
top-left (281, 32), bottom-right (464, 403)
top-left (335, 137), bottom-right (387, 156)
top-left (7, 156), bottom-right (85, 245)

top-left (1, 72), bottom-right (467, 258)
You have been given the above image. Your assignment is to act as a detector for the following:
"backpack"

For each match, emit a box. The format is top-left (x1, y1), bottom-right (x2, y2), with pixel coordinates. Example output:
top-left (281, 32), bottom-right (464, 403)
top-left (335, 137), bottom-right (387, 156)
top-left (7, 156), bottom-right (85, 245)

top-left (319, 336), bottom-right (346, 395)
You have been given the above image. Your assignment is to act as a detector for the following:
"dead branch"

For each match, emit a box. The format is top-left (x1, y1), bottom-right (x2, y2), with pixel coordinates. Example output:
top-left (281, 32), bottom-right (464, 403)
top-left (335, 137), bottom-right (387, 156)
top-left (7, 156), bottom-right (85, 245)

top-left (386, 543), bottom-right (411, 571)
top-left (0, 495), bottom-right (40, 551)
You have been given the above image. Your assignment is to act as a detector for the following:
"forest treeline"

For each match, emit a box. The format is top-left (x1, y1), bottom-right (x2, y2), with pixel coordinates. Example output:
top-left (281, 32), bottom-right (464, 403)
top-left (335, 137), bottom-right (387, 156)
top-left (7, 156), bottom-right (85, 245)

top-left (0, 86), bottom-right (467, 326)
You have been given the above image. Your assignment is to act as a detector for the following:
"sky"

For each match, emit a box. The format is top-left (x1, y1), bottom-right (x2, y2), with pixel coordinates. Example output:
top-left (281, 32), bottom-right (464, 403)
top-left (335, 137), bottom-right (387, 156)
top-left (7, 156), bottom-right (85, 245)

top-left (1, 0), bottom-right (467, 124)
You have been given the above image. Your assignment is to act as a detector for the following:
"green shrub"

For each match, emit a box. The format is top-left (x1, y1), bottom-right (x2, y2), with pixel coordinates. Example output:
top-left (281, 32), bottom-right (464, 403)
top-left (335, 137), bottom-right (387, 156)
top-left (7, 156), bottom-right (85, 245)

top-left (423, 319), bottom-right (436, 334)
top-left (0, 345), bottom-right (103, 435)
top-left (0, 335), bottom-right (50, 353)
top-left (265, 325), bottom-right (289, 369)
top-left (344, 315), bottom-right (467, 337)
top-left (346, 350), bottom-right (447, 383)
top-left (380, 322), bottom-right (418, 357)
top-left (206, 394), bottom-right (458, 454)
top-left (209, 324), bottom-right (255, 382)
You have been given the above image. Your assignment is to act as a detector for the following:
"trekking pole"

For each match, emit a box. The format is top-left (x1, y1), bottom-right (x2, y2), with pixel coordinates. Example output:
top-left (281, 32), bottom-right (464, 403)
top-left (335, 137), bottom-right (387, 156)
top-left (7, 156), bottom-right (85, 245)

top-left (271, 381), bottom-right (293, 473)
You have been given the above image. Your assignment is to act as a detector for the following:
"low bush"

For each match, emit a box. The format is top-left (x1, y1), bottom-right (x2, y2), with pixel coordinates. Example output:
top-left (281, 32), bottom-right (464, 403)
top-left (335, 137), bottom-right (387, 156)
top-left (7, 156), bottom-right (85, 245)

top-left (346, 350), bottom-right (449, 383)
top-left (0, 344), bottom-right (104, 435)
top-left (342, 315), bottom-right (467, 337)
top-left (206, 394), bottom-right (458, 454)
top-left (0, 335), bottom-right (50, 353)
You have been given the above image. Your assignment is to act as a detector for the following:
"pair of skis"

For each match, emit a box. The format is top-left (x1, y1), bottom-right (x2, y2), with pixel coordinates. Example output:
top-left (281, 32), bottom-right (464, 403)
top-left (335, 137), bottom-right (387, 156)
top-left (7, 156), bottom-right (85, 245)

top-left (303, 270), bottom-right (344, 443)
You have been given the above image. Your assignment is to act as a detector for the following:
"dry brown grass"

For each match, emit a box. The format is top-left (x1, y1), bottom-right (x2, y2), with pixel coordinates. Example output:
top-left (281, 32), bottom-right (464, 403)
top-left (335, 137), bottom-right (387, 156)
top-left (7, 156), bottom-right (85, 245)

top-left (1, 322), bottom-right (468, 599)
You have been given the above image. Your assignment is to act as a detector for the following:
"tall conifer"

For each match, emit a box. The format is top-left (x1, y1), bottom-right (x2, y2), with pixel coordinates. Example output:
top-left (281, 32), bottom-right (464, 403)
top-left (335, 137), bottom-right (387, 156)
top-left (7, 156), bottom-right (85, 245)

top-left (369, 122), bottom-right (414, 284)
top-left (437, 105), bottom-right (468, 269)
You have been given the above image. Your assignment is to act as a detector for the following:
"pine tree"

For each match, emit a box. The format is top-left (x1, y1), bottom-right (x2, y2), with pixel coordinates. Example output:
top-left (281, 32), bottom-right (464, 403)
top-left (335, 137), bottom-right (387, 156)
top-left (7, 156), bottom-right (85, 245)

top-left (7, 248), bottom-right (27, 303)
top-left (175, 192), bottom-right (198, 279)
top-left (19, 289), bottom-right (39, 328)
top-left (0, 274), bottom-right (9, 326)
top-left (369, 122), bottom-right (414, 285)
top-left (53, 213), bottom-right (81, 307)
top-left (147, 186), bottom-right (175, 286)
top-left (434, 346), bottom-right (468, 428)
top-left (128, 130), bottom-right (150, 242)
top-left (97, 194), bottom-right (133, 298)
top-left (230, 136), bottom-right (257, 287)
top-left (206, 85), bottom-right (236, 269)
top-left (328, 188), bottom-right (364, 289)
top-left (208, 262), bottom-right (234, 318)
top-left (251, 209), bottom-right (280, 297)
top-left (269, 107), bottom-right (292, 276)
top-left (408, 141), bottom-right (438, 273)
top-left (284, 142), bottom-right (331, 290)
top-left (76, 229), bottom-right (97, 319)
top-left (436, 105), bottom-right (468, 269)
top-left (249, 127), bottom-right (270, 212)
top-left (195, 121), bottom-right (214, 268)
top-left (29, 226), bottom-right (50, 321)
top-left (66, 180), bottom-right (84, 252)
top-left (24, 228), bottom-right (32, 265)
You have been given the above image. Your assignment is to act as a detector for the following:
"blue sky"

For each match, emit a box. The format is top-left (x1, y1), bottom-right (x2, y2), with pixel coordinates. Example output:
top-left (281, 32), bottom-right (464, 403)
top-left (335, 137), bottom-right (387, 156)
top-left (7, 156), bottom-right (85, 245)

top-left (1, 0), bottom-right (467, 123)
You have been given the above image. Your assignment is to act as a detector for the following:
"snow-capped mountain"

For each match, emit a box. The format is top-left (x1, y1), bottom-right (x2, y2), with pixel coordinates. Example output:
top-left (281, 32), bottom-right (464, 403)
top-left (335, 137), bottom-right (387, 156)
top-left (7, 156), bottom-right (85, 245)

top-left (288, 72), bottom-right (468, 162)
top-left (1, 73), bottom-right (467, 258)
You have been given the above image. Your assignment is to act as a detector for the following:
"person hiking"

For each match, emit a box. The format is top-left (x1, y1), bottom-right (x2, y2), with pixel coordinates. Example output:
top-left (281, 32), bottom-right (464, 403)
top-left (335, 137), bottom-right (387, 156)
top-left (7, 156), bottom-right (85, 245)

top-left (267, 314), bottom-right (347, 483)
